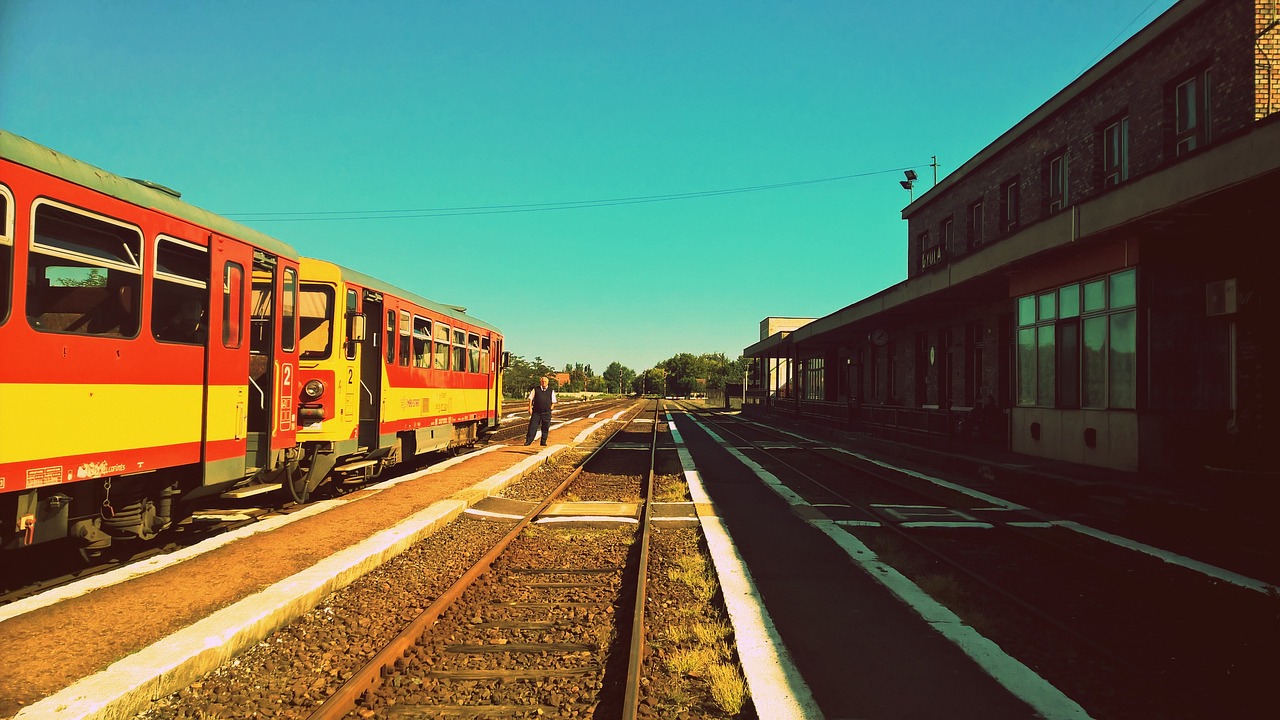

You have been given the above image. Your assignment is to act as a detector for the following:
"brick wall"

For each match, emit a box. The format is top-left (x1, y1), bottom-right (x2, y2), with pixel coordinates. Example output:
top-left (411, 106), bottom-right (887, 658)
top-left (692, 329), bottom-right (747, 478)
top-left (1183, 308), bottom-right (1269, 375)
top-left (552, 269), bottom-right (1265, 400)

top-left (907, 0), bottom-right (1260, 278)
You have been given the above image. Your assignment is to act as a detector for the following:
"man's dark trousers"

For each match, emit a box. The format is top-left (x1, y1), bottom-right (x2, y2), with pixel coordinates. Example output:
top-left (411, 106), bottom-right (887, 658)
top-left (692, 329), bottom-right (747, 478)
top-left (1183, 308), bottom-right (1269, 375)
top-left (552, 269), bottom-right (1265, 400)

top-left (525, 411), bottom-right (551, 445)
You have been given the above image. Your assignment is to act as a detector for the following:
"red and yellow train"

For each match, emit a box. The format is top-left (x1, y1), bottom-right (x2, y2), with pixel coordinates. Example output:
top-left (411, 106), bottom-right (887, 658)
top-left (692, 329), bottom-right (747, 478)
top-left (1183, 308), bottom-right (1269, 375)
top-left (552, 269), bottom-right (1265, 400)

top-left (0, 129), bottom-right (504, 554)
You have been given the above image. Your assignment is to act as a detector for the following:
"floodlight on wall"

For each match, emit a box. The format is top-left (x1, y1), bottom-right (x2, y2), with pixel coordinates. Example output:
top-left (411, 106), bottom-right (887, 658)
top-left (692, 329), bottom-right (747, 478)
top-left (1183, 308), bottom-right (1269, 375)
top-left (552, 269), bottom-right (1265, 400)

top-left (900, 170), bottom-right (915, 201)
top-left (904, 169), bottom-right (918, 182)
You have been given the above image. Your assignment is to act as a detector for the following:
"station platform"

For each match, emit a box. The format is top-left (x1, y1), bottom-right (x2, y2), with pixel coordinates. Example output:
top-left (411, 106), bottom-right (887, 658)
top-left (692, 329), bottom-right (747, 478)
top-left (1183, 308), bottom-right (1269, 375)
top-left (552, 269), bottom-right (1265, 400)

top-left (668, 410), bottom-right (1058, 719)
top-left (736, 406), bottom-right (1279, 588)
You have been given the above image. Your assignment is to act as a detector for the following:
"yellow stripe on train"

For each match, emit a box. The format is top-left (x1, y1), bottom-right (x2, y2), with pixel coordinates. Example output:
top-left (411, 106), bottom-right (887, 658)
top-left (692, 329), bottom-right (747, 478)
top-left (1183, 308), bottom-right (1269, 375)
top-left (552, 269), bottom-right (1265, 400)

top-left (0, 383), bottom-right (244, 462)
top-left (380, 386), bottom-right (495, 423)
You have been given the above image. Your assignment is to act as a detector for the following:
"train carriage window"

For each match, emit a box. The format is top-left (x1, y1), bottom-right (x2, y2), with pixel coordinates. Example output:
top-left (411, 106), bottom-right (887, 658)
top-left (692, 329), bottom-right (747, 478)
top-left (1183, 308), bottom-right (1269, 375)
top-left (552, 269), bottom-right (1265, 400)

top-left (151, 236), bottom-right (209, 345)
top-left (434, 323), bottom-right (450, 370)
top-left (398, 311), bottom-right (411, 366)
top-left (468, 333), bottom-right (480, 373)
top-left (344, 289), bottom-right (358, 360)
top-left (28, 201), bottom-right (142, 338)
top-left (281, 268), bottom-right (297, 352)
top-left (412, 316), bottom-right (432, 368)
top-left (481, 337), bottom-right (491, 373)
top-left (0, 186), bottom-right (12, 324)
top-left (299, 284), bottom-right (334, 360)
top-left (249, 268), bottom-right (276, 357)
top-left (223, 262), bottom-right (244, 348)
top-left (452, 328), bottom-right (466, 372)
top-left (386, 310), bottom-right (396, 364)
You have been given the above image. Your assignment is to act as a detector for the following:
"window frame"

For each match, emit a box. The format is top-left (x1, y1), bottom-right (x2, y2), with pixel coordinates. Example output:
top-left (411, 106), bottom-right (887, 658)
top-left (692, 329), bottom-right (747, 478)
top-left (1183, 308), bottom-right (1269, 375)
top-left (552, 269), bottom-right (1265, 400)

top-left (151, 235), bottom-right (209, 345)
top-left (222, 262), bottom-right (245, 349)
top-left (398, 310), bottom-right (411, 367)
top-left (468, 332), bottom-right (480, 373)
top-left (1101, 116), bottom-right (1130, 187)
top-left (967, 199), bottom-right (984, 250)
top-left (412, 315), bottom-right (432, 369)
top-left (999, 178), bottom-right (1020, 235)
top-left (28, 199), bottom-right (144, 338)
top-left (298, 283), bottom-right (335, 361)
top-left (434, 323), bottom-right (451, 370)
top-left (1, 185), bottom-right (15, 325)
top-left (385, 309), bottom-right (396, 365)
top-left (1017, 268), bottom-right (1137, 410)
top-left (1045, 152), bottom-right (1068, 214)
top-left (803, 356), bottom-right (825, 401)
top-left (452, 327), bottom-right (466, 371)
top-left (1172, 68), bottom-right (1213, 157)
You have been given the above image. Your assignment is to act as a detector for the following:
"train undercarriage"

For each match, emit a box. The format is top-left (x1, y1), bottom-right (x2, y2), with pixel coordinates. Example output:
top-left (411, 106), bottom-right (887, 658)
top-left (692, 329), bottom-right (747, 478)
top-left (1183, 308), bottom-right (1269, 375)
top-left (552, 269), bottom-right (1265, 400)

top-left (4, 419), bottom-right (494, 557)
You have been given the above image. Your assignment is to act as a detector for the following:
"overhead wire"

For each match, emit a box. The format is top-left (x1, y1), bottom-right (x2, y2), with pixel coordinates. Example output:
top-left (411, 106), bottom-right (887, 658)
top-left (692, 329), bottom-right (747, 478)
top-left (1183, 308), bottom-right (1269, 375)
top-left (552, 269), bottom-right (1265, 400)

top-left (222, 164), bottom-right (929, 222)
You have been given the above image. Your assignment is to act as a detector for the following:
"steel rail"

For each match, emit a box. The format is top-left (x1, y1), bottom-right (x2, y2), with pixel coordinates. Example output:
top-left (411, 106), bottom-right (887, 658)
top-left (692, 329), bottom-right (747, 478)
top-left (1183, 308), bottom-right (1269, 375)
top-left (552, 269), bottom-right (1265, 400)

top-left (306, 400), bottom-right (651, 720)
top-left (621, 400), bottom-right (661, 720)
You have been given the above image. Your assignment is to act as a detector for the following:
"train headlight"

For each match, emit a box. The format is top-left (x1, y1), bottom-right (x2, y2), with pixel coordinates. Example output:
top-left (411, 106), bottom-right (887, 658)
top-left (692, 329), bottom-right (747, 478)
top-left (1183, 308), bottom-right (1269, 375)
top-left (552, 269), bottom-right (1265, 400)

top-left (302, 379), bottom-right (326, 400)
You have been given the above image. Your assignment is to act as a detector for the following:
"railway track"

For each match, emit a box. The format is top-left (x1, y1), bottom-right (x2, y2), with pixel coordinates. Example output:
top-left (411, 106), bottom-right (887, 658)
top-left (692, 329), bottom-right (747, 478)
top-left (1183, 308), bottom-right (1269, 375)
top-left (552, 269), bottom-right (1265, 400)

top-left (675, 403), bottom-right (1279, 720)
top-left (133, 400), bottom-right (750, 720)
top-left (307, 401), bottom-right (657, 718)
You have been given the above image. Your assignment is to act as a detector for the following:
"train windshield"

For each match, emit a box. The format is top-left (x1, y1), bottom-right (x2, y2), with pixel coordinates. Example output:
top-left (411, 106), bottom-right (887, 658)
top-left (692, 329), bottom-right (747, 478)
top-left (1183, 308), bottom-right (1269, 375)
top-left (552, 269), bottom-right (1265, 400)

top-left (299, 284), bottom-right (334, 360)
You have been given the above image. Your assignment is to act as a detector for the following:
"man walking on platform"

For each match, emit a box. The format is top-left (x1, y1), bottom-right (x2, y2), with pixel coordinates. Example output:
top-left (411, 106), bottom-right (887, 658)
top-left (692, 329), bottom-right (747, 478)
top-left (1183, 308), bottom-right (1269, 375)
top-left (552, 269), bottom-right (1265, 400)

top-left (525, 375), bottom-right (556, 446)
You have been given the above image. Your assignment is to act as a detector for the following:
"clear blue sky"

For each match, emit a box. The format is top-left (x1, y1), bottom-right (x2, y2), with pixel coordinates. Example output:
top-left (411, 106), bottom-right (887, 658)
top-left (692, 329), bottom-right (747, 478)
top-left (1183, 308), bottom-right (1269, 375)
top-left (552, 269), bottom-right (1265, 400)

top-left (0, 0), bottom-right (1177, 374)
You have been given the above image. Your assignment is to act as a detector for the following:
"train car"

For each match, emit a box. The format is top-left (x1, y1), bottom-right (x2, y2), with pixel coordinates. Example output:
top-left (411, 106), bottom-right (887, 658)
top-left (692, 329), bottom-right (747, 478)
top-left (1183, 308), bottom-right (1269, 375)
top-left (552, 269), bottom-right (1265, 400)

top-left (0, 129), bottom-right (303, 554)
top-left (290, 258), bottom-right (505, 501)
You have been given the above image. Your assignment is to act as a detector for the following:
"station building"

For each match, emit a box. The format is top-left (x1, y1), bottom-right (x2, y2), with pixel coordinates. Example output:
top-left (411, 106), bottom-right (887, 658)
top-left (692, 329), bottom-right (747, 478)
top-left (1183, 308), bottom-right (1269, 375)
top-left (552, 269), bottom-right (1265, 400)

top-left (745, 0), bottom-right (1279, 480)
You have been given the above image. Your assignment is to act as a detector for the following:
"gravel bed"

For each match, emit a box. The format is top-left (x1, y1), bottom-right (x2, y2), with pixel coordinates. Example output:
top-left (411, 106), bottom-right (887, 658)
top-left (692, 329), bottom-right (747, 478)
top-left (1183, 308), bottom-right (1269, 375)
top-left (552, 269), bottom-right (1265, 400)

top-left (360, 526), bottom-right (635, 717)
top-left (136, 411), bottom-right (757, 719)
top-left (135, 516), bottom-right (513, 719)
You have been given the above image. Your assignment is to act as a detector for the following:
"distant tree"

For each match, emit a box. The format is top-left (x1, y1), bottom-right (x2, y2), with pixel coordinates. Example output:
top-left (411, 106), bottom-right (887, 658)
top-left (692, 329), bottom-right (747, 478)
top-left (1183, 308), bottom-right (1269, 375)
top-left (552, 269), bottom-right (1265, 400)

top-left (568, 364), bottom-right (588, 392)
top-left (586, 376), bottom-right (607, 393)
top-left (657, 352), bottom-right (747, 394)
top-left (634, 368), bottom-right (666, 396)
top-left (55, 268), bottom-right (106, 287)
top-left (505, 354), bottom-right (556, 398)
top-left (601, 361), bottom-right (636, 395)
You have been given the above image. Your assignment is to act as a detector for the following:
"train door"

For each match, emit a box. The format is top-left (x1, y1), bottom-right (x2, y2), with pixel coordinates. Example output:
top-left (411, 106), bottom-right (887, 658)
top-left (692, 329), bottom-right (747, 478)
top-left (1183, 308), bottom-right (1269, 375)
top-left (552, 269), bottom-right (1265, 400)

top-left (490, 336), bottom-right (503, 425)
top-left (273, 261), bottom-right (300, 454)
top-left (241, 251), bottom-right (302, 477)
top-left (358, 290), bottom-right (384, 450)
top-left (203, 235), bottom-right (252, 484)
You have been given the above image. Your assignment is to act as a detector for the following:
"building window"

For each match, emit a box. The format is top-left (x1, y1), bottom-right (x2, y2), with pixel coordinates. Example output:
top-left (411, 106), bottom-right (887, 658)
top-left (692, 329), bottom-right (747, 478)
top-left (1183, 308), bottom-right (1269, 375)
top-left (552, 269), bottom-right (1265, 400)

top-left (1101, 116), bottom-right (1129, 187)
top-left (1172, 70), bottom-right (1212, 156)
top-left (940, 217), bottom-right (953, 255)
top-left (999, 178), bottom-right (1020, 234)
top-left (1017, 268), bottom-right (1136, 409)
top-left (804, 357), bottom-right (824, 400)
top-left (967, 199), bottom-right (984, 249)
top-left (1045, 153), bottom-right (1067, 213)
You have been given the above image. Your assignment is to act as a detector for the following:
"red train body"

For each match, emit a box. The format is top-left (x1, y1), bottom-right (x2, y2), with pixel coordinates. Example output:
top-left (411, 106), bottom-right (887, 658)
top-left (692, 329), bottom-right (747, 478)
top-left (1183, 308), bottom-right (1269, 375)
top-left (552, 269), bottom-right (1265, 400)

top-left (0, 129), bottom-right (504, 554)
